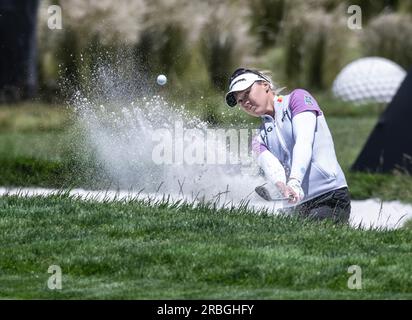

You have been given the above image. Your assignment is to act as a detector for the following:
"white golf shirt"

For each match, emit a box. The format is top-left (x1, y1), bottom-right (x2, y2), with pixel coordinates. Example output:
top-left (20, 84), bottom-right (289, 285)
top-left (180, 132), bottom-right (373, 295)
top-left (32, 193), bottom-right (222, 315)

top-left (252, 89), bottom-right (348, 203)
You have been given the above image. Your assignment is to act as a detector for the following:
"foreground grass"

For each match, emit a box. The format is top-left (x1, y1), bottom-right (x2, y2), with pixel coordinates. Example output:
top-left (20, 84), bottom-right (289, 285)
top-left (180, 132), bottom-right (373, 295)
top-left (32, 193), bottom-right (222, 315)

top-left (0, 194), bottom-right (411, 299)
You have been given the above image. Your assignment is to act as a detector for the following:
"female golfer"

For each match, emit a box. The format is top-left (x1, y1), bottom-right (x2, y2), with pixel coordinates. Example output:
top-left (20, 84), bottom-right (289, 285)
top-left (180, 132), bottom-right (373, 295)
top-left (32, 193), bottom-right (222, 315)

top-left (225, 68), bottom-right (351, 222)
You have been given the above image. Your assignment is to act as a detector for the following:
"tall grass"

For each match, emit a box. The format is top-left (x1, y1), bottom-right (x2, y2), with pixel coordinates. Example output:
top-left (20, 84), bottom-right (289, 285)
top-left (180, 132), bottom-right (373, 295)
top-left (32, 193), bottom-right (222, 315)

top-left (280, 5), bottom-right (353, 89)
top-left (362, 13), bottom-right (412, 69)
top-left (343, 0), bottom-right (402, 22)
top-left (35, 0), bottom-right (412, 101)
top-left (249, 0), bottom-right (286, 50)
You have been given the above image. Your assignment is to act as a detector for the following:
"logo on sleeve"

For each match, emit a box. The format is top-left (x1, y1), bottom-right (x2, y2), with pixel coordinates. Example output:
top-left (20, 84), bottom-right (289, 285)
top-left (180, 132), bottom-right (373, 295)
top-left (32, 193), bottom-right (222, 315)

top-left (304, 95), bottom-right (313, 106)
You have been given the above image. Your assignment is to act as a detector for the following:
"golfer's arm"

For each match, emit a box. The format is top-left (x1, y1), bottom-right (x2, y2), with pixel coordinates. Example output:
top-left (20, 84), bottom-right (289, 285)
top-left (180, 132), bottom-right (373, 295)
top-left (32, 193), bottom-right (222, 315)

top-left (290, 111), bottom-right (317, 183)
top-left (257, 150), bottom-right (286, 184)
top-left (252, 135), bottom-right (286, 185)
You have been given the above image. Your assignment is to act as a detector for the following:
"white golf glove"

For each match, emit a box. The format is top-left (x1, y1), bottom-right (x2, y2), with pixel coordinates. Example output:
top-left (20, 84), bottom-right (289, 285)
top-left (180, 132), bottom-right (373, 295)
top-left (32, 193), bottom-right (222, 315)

top-left (286, 178), bottom-right (305, 203)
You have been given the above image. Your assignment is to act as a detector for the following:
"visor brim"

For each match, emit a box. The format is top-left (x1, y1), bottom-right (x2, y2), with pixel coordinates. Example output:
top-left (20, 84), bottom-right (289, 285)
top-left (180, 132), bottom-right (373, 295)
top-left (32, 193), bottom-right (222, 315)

top-left (225, 80), bottom-right (256, 107)
top-left (225, 92), bottom-right (238, 107)
top-left (225, 72), bottom-right (265, 107)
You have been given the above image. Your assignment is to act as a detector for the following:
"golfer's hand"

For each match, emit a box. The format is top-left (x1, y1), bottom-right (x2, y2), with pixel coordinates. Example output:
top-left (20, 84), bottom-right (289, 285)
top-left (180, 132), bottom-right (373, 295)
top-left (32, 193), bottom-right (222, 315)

top-left (275, 181), bottom-right (287, 194)
top-left (277, 181), bottom-right (298, 203)
top-left (284, 178), bottom-right (304, 204)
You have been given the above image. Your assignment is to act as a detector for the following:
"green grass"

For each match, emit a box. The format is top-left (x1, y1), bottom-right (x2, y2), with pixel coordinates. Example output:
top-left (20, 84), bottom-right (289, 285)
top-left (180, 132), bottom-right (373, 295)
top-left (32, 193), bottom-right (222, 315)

top-left (0, 101), bottom-right (411, 299)
top-left (328, 116), bottom-right (412, 202)
top-left (0, 102), bottom-right (72, 133)
top-left (0, 194), bottom-right (411, 299)
top-left (0, 133), bottom-right (107, 188)
top-left (314, 91), bottom-right (387, 118)
top-left (0, 103), bottom-right (109, 188)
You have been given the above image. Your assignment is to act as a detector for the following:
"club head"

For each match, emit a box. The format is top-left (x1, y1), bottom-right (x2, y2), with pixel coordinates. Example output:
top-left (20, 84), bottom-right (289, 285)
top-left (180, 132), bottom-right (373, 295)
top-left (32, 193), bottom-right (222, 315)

top-left (255, 185), bottom-right (290, 202)
top-left (255, 185), bottom-right (272, 201)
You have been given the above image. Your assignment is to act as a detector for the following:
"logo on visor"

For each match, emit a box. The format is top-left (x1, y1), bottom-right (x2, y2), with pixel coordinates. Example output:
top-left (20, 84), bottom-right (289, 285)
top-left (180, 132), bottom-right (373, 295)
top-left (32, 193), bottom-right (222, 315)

top-left (230, 78), bottom-right (246, 90)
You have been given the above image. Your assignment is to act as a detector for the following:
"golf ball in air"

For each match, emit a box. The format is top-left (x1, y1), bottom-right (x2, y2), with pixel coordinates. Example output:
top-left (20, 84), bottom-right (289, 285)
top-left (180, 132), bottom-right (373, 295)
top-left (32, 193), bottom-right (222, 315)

top-left (157, 74), bottom-right (167, 86)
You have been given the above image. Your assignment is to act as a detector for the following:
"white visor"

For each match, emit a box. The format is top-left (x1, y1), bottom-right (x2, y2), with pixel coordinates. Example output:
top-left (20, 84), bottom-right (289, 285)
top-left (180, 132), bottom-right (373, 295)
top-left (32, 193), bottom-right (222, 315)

top-left (225, 72), bottom-right (268, 107)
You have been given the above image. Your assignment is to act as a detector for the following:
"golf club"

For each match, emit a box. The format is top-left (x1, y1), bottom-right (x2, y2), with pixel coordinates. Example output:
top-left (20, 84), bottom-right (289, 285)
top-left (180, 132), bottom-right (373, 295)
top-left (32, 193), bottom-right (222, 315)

top-left (255, 184), bottom-right (292, 202)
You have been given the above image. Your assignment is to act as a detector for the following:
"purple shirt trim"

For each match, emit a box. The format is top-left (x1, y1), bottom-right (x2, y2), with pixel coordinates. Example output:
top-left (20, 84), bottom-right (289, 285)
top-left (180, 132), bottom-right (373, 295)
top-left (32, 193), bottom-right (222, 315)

top-left (289, 89), bottom-right (322, 118)
top-left (252, 135), bottom-right (267, 155)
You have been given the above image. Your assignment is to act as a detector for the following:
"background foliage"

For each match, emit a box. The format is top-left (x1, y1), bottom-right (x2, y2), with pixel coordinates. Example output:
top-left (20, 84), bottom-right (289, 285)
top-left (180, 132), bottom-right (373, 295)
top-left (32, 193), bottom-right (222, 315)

top-left (35, 0), bottom-right (412, 107)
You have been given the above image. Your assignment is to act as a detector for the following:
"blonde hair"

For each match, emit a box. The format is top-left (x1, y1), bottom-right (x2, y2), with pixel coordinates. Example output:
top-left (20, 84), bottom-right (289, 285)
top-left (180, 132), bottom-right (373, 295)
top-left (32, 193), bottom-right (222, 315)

top-left (256, 69), bottom-right (286, 95)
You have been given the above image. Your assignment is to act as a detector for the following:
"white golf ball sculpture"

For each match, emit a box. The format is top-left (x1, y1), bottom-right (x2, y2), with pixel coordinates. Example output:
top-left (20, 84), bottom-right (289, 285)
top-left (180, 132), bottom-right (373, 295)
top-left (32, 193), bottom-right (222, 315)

top-left (156, 74), bottom-right (167, 86)
top-left (332, 57), bottom-right (406, 105)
